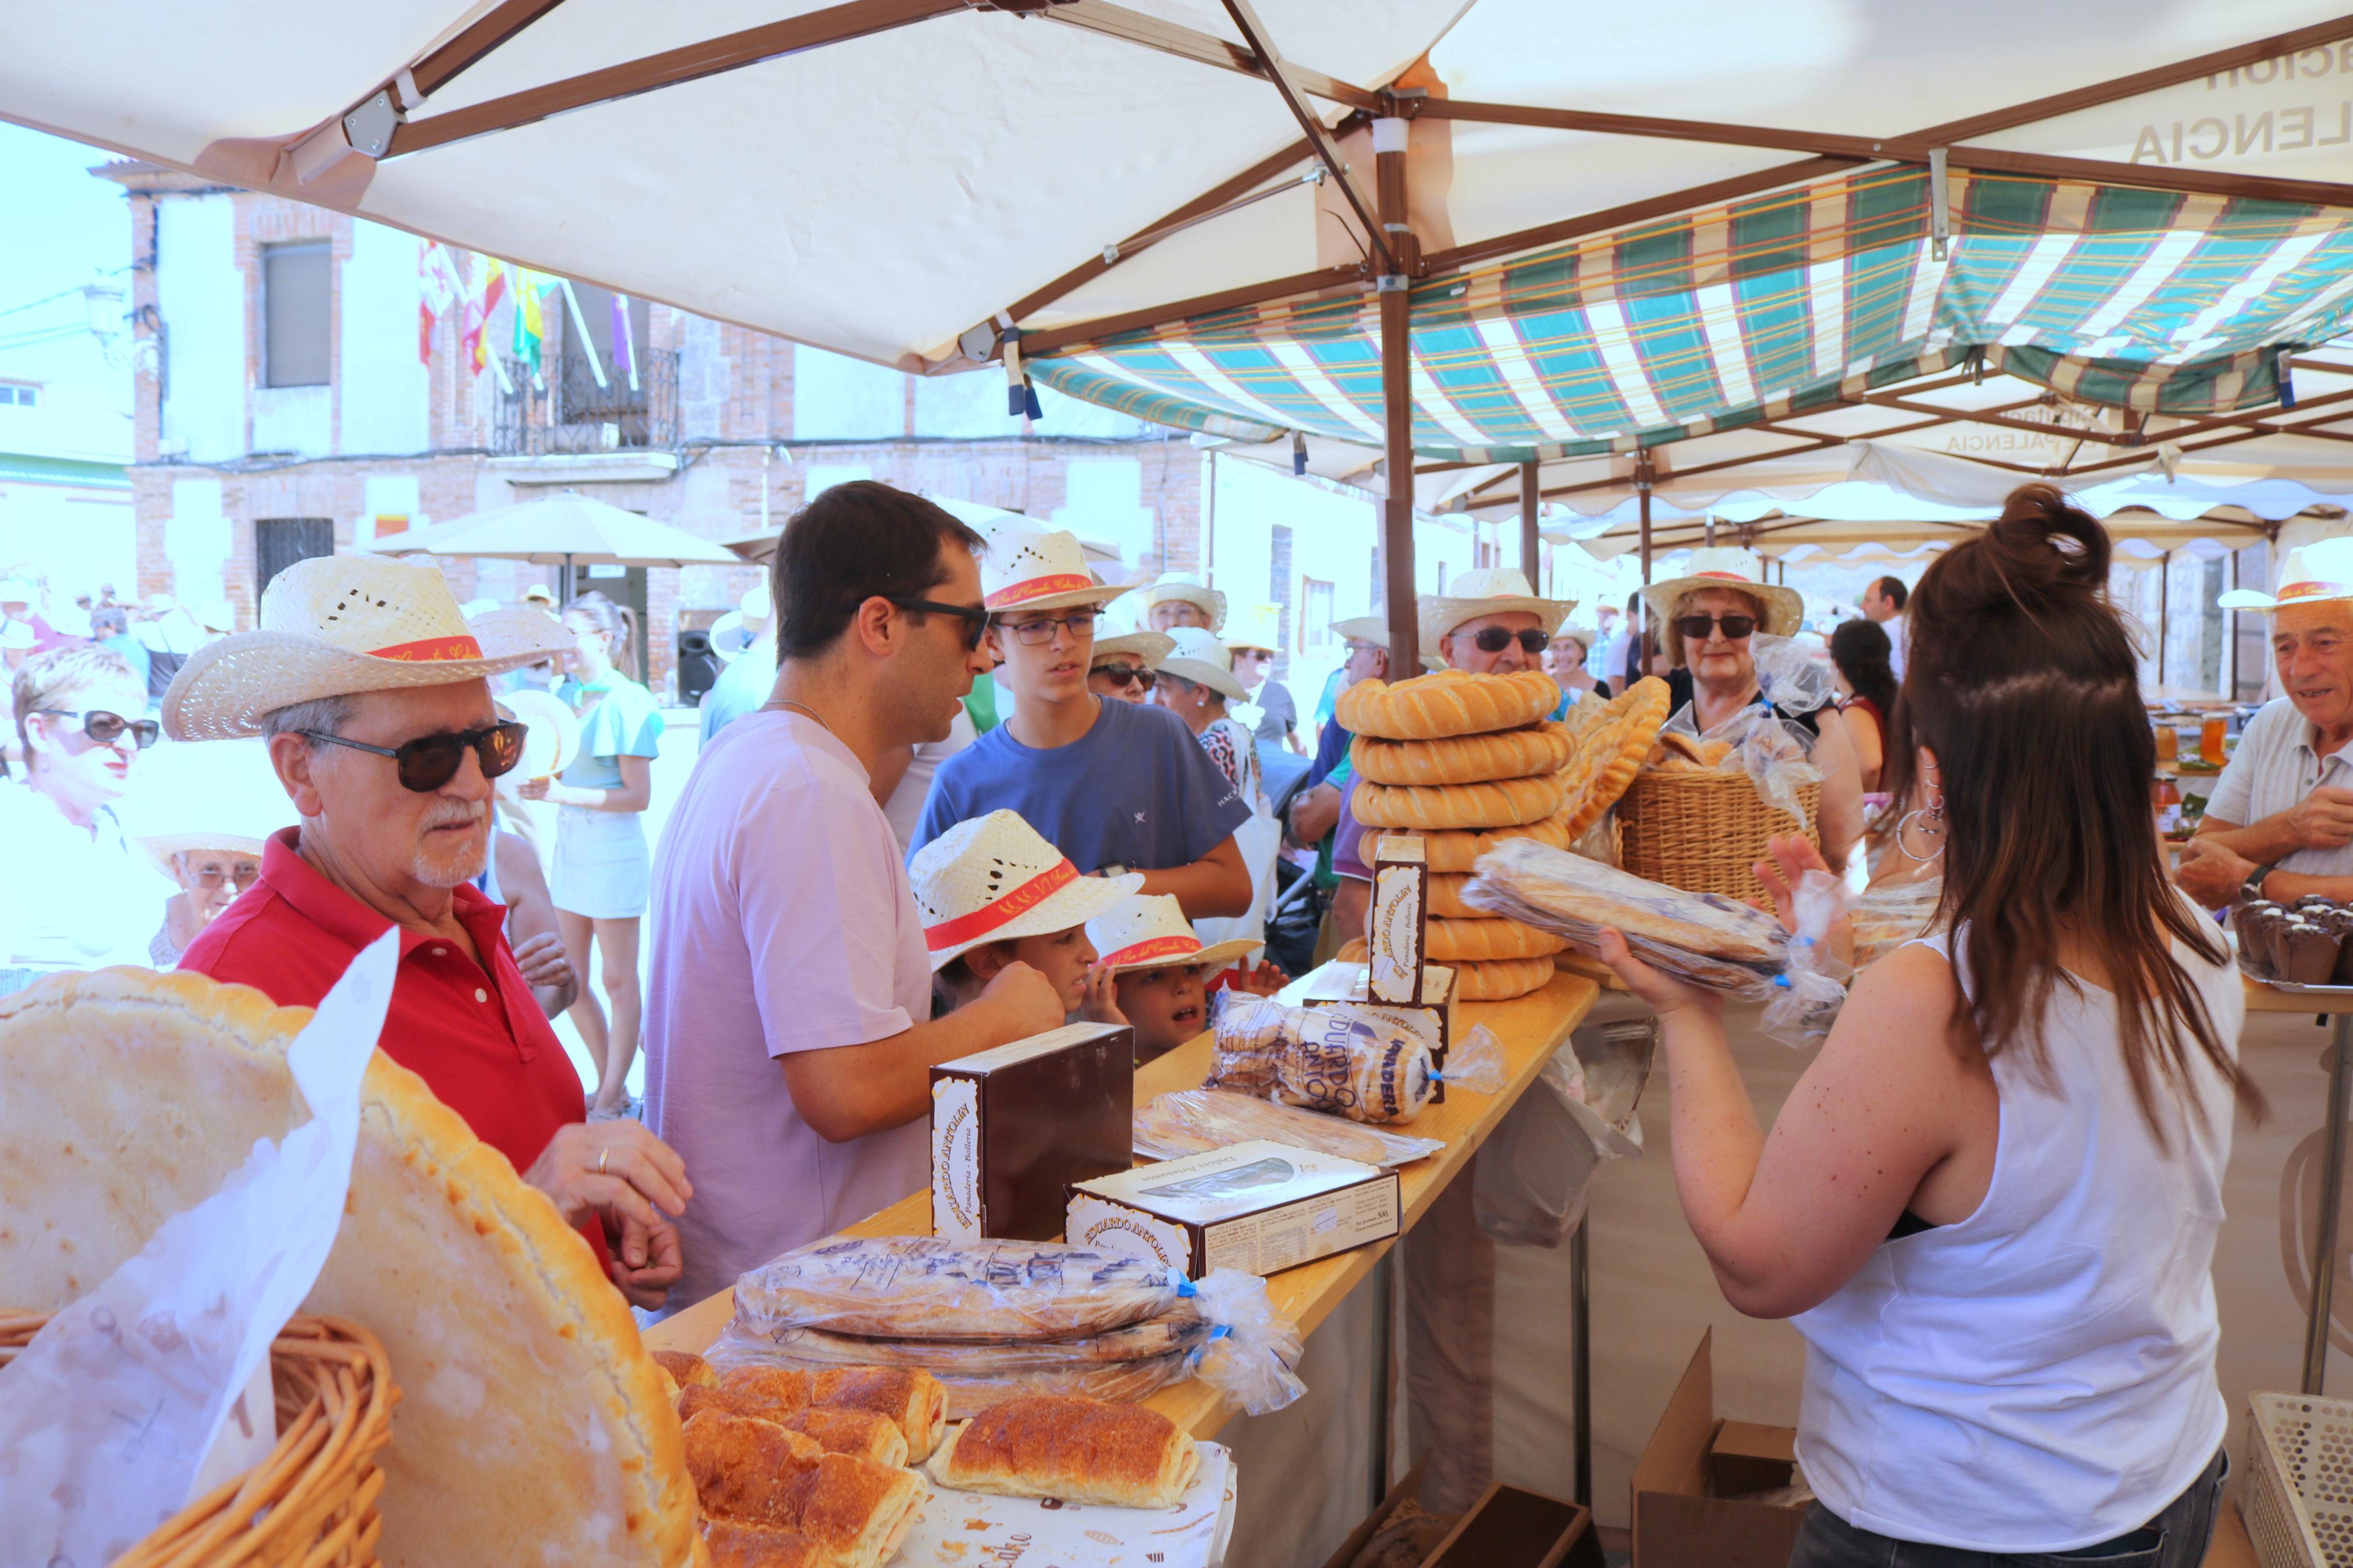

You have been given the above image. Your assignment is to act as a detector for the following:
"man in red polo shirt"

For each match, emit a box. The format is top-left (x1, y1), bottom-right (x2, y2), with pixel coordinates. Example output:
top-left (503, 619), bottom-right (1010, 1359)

top-left (165, 556), bottom-right (690, 1308)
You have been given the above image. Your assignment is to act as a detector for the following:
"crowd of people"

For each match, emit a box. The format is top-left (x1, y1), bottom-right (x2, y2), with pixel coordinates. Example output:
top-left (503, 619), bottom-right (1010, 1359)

top-left (0, 475), bottom-right (2287, 1561)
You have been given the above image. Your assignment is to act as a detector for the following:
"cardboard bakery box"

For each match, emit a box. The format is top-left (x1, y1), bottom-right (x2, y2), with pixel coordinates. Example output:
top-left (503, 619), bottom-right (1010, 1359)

top-left (1422, 1482), bottom-right (1606, 1568)
top-left (1277, 957), bottom-right (1460, 1100)
top-left (1066, 1139), bottom-right (1400, 1277)
top-left (930, 1021), bottom-right (1133, 1242)
top-left (1632, 1329), bottom-right (1807, 1568)
top-left (1370, 833), bottom-right (1431, 1005)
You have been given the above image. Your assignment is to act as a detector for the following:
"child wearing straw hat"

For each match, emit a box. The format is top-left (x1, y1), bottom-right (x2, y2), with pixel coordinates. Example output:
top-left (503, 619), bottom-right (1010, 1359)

top-left (1084, 893), bottom-right (1265, 1063)
top-left (913, 529), bottom-right (1254, 920)
top-left (914, 809), bottom-right (1142, 1023)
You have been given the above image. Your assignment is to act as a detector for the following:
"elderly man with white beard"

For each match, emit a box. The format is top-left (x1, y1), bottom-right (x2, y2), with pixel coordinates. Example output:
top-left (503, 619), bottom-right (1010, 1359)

top-left (165, 556), bottom-right (690, 1309)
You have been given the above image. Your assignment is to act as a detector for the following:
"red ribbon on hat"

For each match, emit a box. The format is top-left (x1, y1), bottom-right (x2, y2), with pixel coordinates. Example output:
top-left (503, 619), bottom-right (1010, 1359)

top-left (2279, 581), bottom-right (2353, 602)
top-left (370, 634), bottom-right (486, 662)
top-left (986, 574), bottom-right (1096, 610)
top-left (1103, 933), bottom-right (1204, 967)
top-left (1693, 571), bottom-right (1757, 585)
top-left (927, 858), bottom-right (1083, 951)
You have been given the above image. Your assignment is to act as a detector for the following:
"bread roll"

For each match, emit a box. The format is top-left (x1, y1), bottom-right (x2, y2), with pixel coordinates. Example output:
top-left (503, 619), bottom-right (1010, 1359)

top-left (778, 1452), bottom-right (927, 1568)
top-left (723, 1364), bottom-right (815, 1413)
top-left (1335, 669), bottom-right (1560, 740)
top-left (1450, 955), bottom-right (1557, 1001)
top-left (1352, 774), bottom-right (1565, 830)
top-left (1561, 677), bottom-right (1672, 835)
top-left (1350, 724), bottom-right (1573, 785)
top-left (812, 1366), bottom-right (949, 1462)
top-left (1429, 873), bottom-right (1480, 919)
top-left (773, 1407), bottom-right (912, 1469)
top-left (1425, 916), bottom-right (1569, 962)
top-left (702, 1521), bottom-right (826, 1568)
top-left (655, 1350), bottom-right (719, 1391)
top-left (928, 1395), bottom-right (1199, 1509)
top-left (1418, 817), bottom-right (1570, 874)
top-left (683, 1410), bottom-right (824, 1528)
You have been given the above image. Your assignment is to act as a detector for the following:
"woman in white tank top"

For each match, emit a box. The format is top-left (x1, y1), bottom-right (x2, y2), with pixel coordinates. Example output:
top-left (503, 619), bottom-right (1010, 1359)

top-left (1600, 485), bottom-right (2255, 1566)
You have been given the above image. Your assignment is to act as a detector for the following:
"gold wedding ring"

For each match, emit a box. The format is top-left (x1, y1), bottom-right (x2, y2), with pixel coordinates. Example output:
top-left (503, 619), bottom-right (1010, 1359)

top-left (597, 1146), bottom-right (610, 1175)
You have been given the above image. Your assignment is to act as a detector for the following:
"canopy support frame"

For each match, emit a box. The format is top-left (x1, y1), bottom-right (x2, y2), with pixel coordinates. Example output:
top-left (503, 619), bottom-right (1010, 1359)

top-left (1378, 116), bottom-right (1419, 675)
top-left (1216, 0), bottom-right (1395, 273)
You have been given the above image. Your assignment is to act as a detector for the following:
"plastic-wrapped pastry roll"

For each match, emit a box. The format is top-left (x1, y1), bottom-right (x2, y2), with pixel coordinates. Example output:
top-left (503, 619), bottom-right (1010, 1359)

top-left (1206, 997), bottom-right (1508, 1124)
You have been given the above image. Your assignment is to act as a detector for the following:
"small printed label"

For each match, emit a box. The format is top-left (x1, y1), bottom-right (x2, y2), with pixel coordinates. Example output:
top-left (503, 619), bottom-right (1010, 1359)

top-left (931, 1076), bottom-right (982, 1240)
top-left (1067, 1194), bottom-right (1194, 1273)
top-left (1369, 863), bottom-right (1425, 1004)
top-left (1312, 1205), bottom-right (1340, 1233)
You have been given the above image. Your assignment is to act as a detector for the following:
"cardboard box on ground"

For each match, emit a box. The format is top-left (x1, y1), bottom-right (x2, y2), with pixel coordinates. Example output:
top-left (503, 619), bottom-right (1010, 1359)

top-left (1318, 1458), bottom-right (1606, 1568)
top-left (1632, 1329), bottom-right (1807, 1568)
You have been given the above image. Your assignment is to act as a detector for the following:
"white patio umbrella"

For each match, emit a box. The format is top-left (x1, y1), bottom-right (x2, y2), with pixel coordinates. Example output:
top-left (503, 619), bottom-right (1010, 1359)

top-left (366, 489), bottom-right (741, 585)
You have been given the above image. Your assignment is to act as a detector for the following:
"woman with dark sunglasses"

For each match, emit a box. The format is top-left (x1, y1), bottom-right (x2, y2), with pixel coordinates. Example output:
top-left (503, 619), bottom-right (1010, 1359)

top-left (1, 645), bottom-right (175, 992)
top-left (1085, 629), bottom-right (1173, 706)
top-left (1642, 549), bottom-right (1865, 873)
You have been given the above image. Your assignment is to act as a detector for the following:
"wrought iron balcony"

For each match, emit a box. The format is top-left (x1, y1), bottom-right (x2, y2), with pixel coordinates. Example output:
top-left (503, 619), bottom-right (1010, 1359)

top-left (489, 348), bottom-right (677, 456)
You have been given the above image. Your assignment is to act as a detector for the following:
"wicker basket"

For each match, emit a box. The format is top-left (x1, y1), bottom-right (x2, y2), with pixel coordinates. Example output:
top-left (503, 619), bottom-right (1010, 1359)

top-left (2248, 1389), bottom-right (2353, 1567)
top-left (0, 1311), bottom-right (396, 1568)
top-left (1617, 769), bottom-right (1820, 904)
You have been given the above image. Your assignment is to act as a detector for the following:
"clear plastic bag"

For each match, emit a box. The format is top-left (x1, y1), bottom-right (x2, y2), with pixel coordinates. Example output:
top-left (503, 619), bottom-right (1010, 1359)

top-left (1756, 867), bottom-right (1855, 1050)
top-left (1655, 699), bottom-right (1825, 827)
top-left (1134, 1088), bottom-right (1445, 1168)
top-left (707, 1334), bottom-right (1205, 1420)
top-left (1851, 875), bottom-right (1943, 969)
top-left (1188, 1268), bottom-right (1307, 1416)
top-left (1439, 1022), bottom-right (1509, 1095)
top-left (1750, 633), bottom-right (1839, 714)
top-left (1206, 995), bottom-right (1438, 1124)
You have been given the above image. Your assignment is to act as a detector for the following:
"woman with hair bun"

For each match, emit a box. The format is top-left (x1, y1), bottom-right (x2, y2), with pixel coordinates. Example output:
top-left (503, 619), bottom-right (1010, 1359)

top-left (1601, 484), bottom-right (2249, 1565)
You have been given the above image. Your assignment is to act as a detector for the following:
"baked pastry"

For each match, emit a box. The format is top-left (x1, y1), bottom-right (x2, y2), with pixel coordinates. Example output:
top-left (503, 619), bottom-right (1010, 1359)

top-left (1449, 955), bottom-right (1557, 1001)
top-left (1350, 724), bottom-right (1574, 786)
top-left (1424, 915), bottom-right (1569, 962)
top-left (734, 1236), bottom-right (1180, 1342)
top-left (684, 1410), bottom-right (825, 1528)
top-left (702, 1520), bottom-right (826, 1568)
top-left (1560, 677), bottom-right (1672, 835)
top-left (812, 1367), bottom-right (949, 1462)
top-left (1419, 816), bottom-right (1571, 874)
top-left (725, 1364), bottom-right (816, 1411)
top-left (928, 1395), bottom-right (1199, 1509)
top-left (2285, 919), bottom-right (2343, 984)
top-left (0, 969), bottom-right (695, 1568)
top-left (780, 1452), bottom-right (927, 1568)
top-left (1352, 774), bottom-right (1565, 830)
top-left (1335, 668), bottom-right (1561, 740)
top-left (655, 1350), bottom-right (720, 1391)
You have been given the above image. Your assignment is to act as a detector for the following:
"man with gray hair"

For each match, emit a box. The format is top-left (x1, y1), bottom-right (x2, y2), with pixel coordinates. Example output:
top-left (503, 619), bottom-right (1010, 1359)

top-left (167, 555), bottom-right (691, 1309)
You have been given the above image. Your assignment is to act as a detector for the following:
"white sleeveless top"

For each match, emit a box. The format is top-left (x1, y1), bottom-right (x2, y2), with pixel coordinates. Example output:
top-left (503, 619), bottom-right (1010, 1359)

top-left (1793, 918), bottom-right (2242, 1552)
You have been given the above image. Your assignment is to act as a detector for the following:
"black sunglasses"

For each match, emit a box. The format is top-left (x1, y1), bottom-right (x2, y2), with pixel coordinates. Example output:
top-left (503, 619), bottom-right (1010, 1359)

top-left (1468, 628), bottom-right (1548, 655)
top-left (1095, 662), bottom-right (1157, 690)
top-left (303, 720), bottom-right (527, 793)
top-left (885, 595), bottom-right (992, 652)
top-left (1674, 613), bottom-right (1758, 642)
top-left (35, 707), bottom-right (159, 749)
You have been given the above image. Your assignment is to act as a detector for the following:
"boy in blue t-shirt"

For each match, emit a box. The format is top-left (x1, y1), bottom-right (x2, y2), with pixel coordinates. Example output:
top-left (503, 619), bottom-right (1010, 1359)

top-left (911, 530), bottom-right (1252, 920)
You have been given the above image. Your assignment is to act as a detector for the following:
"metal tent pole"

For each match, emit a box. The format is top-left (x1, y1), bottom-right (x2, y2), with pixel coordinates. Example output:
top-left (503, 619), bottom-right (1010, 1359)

top-left (1376, 116), bottom-right (1420, 675)
top-left (1520, 460), bottom-right (1541, 586)
top-left (1637, 454), bottom-right (1655, 658)
top-left (2306, 1013), bottom-right (2353, 1394)
top-left (1571, 1215), bottom-right (1592, 1506)
top-left (1370, 1249), bottom-right (1395, 1506)
top-left (2158, 548), bottom-right (2172, 689)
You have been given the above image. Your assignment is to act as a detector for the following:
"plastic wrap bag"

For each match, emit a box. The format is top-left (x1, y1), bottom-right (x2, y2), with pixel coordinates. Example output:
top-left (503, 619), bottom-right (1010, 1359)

top-left (1134, 1088), bottom-right (1445, 1168)
top-left (1189, 1268), bottom-right (1307, 1416)
top-left (1758, 867), bottom-right (1856, 1049)
top-left (1851, 874), bottom-right (1943, 969)
top-left (1207, 995), bottom-right (1436, 1123)
top-left (1655, 688), bottom-right (1825, 827)
top-left (1475, 1016), bottom-right (1653, 1246)
top-left (707, 1335), bottom-right (1207, 1420)
top-left (1750, 633), bottom-right (1838, 714)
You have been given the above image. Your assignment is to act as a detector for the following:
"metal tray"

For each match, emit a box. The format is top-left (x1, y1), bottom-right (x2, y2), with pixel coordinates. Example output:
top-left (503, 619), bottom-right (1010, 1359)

top-left (2234, 943), bottom-right (2353, 996)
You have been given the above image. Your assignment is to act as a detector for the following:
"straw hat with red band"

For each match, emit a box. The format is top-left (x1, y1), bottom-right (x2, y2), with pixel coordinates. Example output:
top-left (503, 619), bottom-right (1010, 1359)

top-left (162, 554), bottom-right (577, 742)
top-left (1637, 546), bottom-right (1805, 639)
top-left (2220, 536), bottom-right (2353, 611)
top-left (1084, 893), bottom-right (1261, 975)
top-left (1418, 567), bottom-right (1578, 653)
top-left (981, 528), bottom-right (1133, 614)
top-left (911, 809), bottom-right (1145, 971)
top-left (1134, 574), bottom-right (1227, 633)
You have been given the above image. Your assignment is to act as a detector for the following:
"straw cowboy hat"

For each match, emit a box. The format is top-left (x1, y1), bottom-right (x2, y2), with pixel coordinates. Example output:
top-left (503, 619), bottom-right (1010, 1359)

top-left (0, 575), bottom-right (34, 605)
top-left (1089, 630), bottom-right (1174, 669)
top-left (521, 584), bottom-right (556, 606)
top-left (1134, 574), bottom-right (1227, 632)
top-left (1331, 614), bottom-right (1392, 647)
top-left (496, 686), bottom-right (581, 782)
top-left (1638, 547), bottom-right (1805, 639)
top-left (162, 554), bottom-right (576, 742)
top-left (2220, 535), bottom-right (2353, 610)
top-left (1085, 893), bottom-right (1261, 975)
top-left (1155, 626), bottom-right (1251, 703)
top-left (982, 528), bottom-right (1132, 614)
top-left (708, 581), bottom-right (774, 662)
top-left (911, 809), bottom-right (1144, 971)
top-left (1418, 567), bottom-right (1578, 653)
top-left (1223, 603), bottom-right (1284, 655)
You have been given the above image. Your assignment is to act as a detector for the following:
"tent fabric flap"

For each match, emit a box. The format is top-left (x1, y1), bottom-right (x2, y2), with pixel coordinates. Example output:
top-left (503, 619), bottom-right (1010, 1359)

top-left (1030, 166), bottom-right (2353, 463)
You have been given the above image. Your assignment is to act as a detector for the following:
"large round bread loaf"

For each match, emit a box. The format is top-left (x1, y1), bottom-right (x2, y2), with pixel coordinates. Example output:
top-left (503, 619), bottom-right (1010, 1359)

top-left (1560, 677), bottom-right (1673, 835)
top-left (1335, 669), bottom-right (1560, 741)
top-left (1449, 955), bottom-right (1557, 1001)
top-left (1419, 817), bottom-right (1571, 874)
top-left (0, 969), bottom-right (696, 1568)
top-left (1429, 873), bottom-right (1481, 919)
top-left (1350, 724), bottom-right (1573, 786)
top-left (1352, 774), bottom-right (1565, 830)
top-left (1425, 916), bottom-right (1570, 962)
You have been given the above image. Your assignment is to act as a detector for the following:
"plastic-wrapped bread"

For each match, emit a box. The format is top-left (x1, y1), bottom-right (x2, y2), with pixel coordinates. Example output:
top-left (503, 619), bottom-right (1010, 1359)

top-left (1351, 773), bottom-right (1566, 830)
top-left (1350, 724), bottom-right (1575, 785)
top-left (927, 1395), bottom-right (1199, 1509)
top-left (748, 1306), bottom-right (1209, 1373)
top-left (1133, 1088), bottom-right (1444, 1168)
top-left (734, 1236), bottom-right (1186, 1341)
top-left (709, 1338), bottom-right (1211, 1422)
top-left (1335, 668), bottom-right (1561, 739)
top-left (1207, 996), bottom-right (1509, 1123)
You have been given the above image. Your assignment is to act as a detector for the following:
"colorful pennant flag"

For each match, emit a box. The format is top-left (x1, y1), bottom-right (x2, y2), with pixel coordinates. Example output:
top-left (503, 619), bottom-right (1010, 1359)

top-left (417, 242), bottom-right (463, 365)
top-left (612, 292), bottom-right (637, 392)
top-left (462, 257), bottom-right (506, 375)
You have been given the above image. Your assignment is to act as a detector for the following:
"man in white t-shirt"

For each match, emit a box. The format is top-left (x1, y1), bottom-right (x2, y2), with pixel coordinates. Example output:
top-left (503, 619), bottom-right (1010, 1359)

top-left (644, 483), bottom-right (1063, 1310)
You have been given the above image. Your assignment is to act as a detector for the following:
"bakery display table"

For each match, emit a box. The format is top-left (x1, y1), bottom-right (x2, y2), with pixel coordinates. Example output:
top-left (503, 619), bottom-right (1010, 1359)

top-left (2245, 975), bottom-right (2353, 1394)
top-left (648, 971), bottom-right (1600, 1452)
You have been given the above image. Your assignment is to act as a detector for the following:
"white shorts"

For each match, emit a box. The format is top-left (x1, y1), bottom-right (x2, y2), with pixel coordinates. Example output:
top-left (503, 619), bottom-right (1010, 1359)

top-left (551, 805), bottom-right (649, 920)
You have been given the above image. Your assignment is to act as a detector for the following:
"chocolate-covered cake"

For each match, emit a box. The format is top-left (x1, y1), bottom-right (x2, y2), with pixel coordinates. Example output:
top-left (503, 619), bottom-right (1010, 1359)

top-left (2284, 919), bottom-right (2344, 984)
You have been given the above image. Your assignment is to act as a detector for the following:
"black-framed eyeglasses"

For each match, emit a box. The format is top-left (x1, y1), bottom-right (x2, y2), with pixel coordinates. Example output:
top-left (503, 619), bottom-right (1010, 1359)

top-left (34, 708), bottom-right (159, 749)
top-left (302, 720), bottom-right (527, 793)
top-left (884, 595), bottom-right (992, 652)
top-left (1673, 613), bottom-right (1758, 642)
top-left (998, 610), bottom-right (1102, 646)
top-left (1467, 628), bottom-right (1548, 655)
top-left (1095, 661), bottom-right (1156, 690)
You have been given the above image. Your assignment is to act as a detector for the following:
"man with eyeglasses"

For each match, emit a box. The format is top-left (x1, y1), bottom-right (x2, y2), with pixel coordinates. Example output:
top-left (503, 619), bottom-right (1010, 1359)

top-left (912, 529), bottom-right (1254, 920)
top-left (645, 483), bottom-right (1066, 1312)
top-left (164, 556), bottom-right (695, 1311)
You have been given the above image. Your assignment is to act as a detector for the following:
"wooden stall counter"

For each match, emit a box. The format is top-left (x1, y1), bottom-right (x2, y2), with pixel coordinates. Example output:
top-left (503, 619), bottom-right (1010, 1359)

top-left (648, 970), bottom-right (1601, 1439)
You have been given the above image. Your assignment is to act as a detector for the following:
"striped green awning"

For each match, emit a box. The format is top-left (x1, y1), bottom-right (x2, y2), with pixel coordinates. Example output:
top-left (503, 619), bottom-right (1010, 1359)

top-left (1029, 166), bottom-right (2353, 463)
